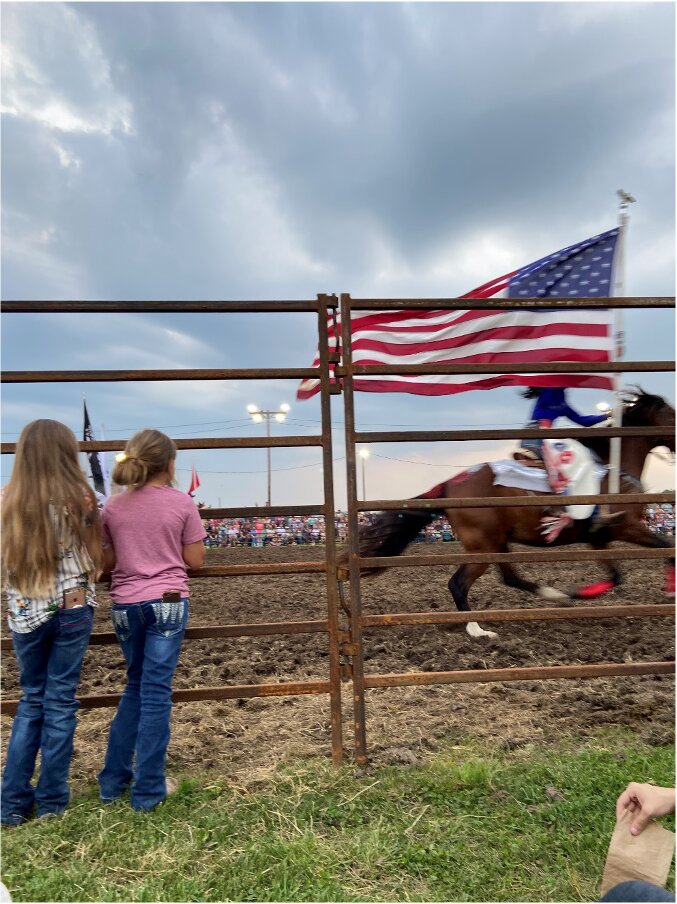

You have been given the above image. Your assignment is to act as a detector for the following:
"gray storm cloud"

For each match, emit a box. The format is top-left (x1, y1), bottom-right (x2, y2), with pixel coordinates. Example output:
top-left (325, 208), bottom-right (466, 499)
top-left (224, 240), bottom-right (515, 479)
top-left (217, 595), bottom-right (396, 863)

top-left (2, 2), bottom-right (674, 503)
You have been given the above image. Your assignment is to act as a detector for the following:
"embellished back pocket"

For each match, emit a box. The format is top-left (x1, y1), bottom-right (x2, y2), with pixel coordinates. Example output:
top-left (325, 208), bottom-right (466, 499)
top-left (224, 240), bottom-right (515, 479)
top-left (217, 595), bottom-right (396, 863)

top-left (111, 607), bottom-right (132, 643)
top-left (150, 599), bottom-right (187, 637)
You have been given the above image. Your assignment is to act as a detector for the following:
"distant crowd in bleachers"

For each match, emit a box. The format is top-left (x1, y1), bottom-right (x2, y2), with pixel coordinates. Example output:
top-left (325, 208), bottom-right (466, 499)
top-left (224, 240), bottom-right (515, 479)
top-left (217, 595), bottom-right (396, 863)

top-left (643, 504), bottom-right (675, 536)
top-left (201, 504), bottom-right (674, 547)
top-left (201, 512), bottom-right (457, 547)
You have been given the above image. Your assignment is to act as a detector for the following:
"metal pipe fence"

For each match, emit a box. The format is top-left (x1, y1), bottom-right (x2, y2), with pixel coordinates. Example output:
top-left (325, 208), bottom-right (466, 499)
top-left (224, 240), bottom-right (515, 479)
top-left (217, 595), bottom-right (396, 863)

top-left (1, 294), bottom-right (675, 766)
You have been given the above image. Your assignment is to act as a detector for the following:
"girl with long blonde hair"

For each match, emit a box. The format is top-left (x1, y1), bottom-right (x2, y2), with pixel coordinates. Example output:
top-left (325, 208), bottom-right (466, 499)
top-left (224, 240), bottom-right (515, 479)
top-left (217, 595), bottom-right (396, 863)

top-left (98, 429), bottom-right (205, 811)
top-left (1, 420), bottom-right (101, 826)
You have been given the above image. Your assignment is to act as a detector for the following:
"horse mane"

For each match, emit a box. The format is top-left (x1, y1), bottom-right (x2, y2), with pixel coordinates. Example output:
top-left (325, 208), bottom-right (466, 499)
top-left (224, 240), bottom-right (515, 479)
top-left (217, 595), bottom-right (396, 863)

top-left (618, 387), bottom-right (670, 425)
top-left (579, 387), bottom-right (670, 459)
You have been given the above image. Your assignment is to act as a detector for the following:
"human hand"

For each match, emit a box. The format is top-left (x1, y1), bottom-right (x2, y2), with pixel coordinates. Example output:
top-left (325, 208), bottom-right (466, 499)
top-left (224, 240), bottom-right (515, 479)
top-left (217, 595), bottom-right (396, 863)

top-left (616, 783), bottom-right (675, 835)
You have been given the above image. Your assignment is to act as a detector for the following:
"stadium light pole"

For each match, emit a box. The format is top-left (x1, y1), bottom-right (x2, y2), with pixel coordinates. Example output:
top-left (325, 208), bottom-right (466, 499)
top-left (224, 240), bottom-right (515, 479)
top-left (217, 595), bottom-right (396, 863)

top-left (247, 403), bottom-right (290, 506)
top-left (359, 448), bottom-right (370, 502)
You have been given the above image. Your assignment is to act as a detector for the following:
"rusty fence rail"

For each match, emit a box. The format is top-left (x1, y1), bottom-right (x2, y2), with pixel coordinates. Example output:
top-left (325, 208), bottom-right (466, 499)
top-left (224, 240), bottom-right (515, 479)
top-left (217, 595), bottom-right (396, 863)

top-left (339, 293), bottom-right (676, 763)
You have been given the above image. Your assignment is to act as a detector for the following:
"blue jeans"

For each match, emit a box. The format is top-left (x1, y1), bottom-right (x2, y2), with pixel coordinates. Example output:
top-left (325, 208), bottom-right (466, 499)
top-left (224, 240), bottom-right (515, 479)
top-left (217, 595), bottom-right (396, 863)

top-left (1, 605), bottom-right (93, 824)
top-left (601, 880), bottom-right (675, 902)
top-left (98, 598), bottom-right (188, 811)
top-left (520, 419), bottom-right (544, 458)
top-left (521, 437), bottom-right (543, 457)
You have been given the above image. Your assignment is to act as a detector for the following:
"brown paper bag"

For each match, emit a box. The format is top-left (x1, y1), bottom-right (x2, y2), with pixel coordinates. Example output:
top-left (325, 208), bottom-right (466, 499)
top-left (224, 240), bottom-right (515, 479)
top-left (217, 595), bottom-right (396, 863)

top-left (601, 809), bottom-right (675, 896)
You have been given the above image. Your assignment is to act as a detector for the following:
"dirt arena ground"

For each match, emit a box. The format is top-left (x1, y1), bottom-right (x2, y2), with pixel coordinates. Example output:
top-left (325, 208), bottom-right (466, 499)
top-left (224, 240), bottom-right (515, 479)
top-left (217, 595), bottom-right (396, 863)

top-left (1, 544), bottom-right (674, 783)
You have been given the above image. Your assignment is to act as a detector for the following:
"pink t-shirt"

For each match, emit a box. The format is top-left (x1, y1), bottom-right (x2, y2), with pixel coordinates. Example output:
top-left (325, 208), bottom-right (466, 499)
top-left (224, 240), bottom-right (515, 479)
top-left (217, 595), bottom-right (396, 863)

top-left (102, 486), bottom-right (207, 604)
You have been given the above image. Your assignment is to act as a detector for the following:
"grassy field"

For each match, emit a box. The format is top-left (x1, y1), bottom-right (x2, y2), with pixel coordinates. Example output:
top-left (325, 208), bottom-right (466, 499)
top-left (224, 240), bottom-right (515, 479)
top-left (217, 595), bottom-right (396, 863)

top-left (1, 727), bottom-right (673, 903)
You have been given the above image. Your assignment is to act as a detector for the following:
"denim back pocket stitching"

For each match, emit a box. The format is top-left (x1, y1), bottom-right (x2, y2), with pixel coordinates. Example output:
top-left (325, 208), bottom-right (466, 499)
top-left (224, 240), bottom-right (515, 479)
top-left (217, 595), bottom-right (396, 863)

top-left (111, 608), bottom-right (131, 641)
top-left (59, 605), bottom-right (93, 632)
top-left (150, 599), bottom-right (186, 637)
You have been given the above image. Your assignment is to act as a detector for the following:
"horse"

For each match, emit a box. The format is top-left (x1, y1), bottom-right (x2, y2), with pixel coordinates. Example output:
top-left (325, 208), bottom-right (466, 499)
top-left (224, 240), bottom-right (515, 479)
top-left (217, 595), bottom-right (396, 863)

top-left (347, 388), bottom-right (675, 639)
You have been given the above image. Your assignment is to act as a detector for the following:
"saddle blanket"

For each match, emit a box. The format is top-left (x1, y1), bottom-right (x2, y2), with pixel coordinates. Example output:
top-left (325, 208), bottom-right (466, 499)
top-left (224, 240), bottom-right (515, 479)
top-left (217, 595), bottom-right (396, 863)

top-left (489, 459), bottom-right (607, 494)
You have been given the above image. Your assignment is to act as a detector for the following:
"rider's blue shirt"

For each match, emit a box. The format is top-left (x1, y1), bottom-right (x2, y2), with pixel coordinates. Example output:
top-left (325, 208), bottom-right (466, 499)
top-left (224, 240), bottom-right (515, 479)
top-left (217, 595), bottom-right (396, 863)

top-left (529, 388), bottom-right (608, 427)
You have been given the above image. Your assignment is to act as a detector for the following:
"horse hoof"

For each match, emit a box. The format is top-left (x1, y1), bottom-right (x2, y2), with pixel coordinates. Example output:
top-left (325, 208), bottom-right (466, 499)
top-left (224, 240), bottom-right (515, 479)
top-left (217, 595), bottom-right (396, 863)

top-left (466, 622), bottom-right (498, 639)
top-left (537, 585), bottom-right (571, 602)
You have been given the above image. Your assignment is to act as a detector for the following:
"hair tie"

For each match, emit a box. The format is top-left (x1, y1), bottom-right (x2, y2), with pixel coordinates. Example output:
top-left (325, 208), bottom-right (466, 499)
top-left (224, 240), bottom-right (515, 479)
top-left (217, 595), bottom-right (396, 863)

top-left (115, 452), bottom-right (135, 463)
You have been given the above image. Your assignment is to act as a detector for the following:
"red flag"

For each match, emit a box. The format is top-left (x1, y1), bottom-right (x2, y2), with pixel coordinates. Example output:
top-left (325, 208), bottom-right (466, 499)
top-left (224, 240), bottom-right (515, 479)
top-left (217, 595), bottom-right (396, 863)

top-left (297, 229), bottom-right (618, 399)
top-left (187, 464), bottom-right (200, 497)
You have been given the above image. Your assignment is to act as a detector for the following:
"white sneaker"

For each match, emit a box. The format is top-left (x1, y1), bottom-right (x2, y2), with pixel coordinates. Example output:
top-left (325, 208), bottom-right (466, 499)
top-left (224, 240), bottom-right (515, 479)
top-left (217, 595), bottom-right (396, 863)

top-left (165, 777), bottom-right (179, 797)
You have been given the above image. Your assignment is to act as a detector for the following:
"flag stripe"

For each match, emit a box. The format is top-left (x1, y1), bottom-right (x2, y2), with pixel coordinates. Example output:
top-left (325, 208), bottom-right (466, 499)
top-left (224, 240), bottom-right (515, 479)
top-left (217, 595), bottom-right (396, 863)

top-left (350, 326), bottom-right (610, 358)
top-left (459, 268), bottom-right (518, 297)
top-left (345, 308), bottom-right (610, 333)
top-left (343, 374), bottom-right (613, 396)
top-left (349, 348), bottom-right (612, 366)
top-left (334, 305), bottom-right (521, 333)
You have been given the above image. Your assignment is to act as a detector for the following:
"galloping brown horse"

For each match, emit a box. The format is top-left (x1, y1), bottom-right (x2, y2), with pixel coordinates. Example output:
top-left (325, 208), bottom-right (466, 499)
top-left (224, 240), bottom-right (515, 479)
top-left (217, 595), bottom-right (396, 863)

top-left (350, 389), bottom-right (675, 639)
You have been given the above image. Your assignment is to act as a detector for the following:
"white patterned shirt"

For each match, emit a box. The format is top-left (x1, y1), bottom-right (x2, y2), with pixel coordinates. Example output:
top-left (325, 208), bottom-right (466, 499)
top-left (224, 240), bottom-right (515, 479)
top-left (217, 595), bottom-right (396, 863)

top-left (5, 509), bottom-right (97, 634)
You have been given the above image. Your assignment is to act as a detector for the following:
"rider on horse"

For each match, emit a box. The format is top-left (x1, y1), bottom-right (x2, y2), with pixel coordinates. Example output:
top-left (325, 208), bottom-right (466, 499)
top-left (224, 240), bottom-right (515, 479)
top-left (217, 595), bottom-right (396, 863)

top-left (524, 386), bottom-right (609, 432)
top-left (516, 387), bottom-right (624, 541)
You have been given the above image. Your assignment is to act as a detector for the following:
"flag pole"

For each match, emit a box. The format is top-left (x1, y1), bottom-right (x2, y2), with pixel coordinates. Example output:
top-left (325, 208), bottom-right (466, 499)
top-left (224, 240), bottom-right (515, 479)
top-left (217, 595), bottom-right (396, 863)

top-left (100, 423), bottom-right (111, 497)
top-left (609, 190), bottom-right (636, 493)
top-left (81, 393), bottom-right (89, 479)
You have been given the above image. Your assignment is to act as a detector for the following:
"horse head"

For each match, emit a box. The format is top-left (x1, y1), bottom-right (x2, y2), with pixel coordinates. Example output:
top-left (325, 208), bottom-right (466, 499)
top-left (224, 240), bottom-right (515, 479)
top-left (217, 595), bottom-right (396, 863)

top-left (621, 387), bottom-right (675, 452)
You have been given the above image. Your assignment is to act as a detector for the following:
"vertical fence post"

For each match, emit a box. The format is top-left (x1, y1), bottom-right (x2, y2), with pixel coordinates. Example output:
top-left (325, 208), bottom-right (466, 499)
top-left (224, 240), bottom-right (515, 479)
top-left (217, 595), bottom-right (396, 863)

top-left (340, 292), bottom-right (369, 764)
top-left (317, 293), bottom-right (344, 766)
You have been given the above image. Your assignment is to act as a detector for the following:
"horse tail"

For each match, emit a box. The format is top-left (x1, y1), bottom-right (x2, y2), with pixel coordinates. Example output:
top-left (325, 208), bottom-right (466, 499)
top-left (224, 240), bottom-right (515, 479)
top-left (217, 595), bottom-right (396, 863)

top-left (339, 482), bottom-right (445, 577)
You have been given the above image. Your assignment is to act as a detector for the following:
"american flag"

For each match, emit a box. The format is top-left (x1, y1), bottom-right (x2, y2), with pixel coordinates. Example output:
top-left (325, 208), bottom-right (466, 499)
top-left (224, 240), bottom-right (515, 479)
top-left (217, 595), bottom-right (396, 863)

top-left (297, 228), bottom-right (619, 399)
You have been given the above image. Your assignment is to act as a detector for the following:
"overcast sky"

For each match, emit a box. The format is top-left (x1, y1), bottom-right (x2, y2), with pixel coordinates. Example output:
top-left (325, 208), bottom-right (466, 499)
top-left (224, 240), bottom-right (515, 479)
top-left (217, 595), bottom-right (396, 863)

top-left (2, 1), bottom-right (675, 506)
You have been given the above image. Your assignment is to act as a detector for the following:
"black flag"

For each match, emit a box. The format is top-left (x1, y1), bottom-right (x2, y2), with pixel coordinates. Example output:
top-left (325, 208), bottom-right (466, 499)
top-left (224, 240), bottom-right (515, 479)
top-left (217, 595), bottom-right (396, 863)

top-left (83, 402), bottom-right (105, 496)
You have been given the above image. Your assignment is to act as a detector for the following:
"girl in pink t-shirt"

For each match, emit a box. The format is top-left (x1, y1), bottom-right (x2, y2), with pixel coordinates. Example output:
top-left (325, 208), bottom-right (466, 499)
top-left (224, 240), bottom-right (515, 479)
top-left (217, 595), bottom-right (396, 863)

top-left (98, 429), bottom-right (206, 811)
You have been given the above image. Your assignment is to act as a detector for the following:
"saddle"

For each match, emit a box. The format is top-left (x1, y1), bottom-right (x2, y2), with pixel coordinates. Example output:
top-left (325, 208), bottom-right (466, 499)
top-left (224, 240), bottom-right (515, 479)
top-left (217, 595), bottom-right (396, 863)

top-left (513, 449), bottom-right (546, 469)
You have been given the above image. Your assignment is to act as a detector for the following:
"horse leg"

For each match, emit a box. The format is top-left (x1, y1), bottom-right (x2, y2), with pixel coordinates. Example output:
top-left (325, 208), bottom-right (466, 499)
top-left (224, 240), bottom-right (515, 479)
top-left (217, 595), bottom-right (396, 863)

top-left (497, 561), bottom-right (570, 602)
top-left (596, 554), bottom-right (622, 591)
top-left (569, 538), bottom-right (622, 598)
top-left (448, 563), bottom-right (498, 639)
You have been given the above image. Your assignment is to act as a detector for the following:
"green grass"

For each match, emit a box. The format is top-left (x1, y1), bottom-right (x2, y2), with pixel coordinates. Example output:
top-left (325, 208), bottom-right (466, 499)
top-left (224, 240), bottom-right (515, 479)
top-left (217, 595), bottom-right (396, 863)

top-left (1, 727), bottom-right (674, 902)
